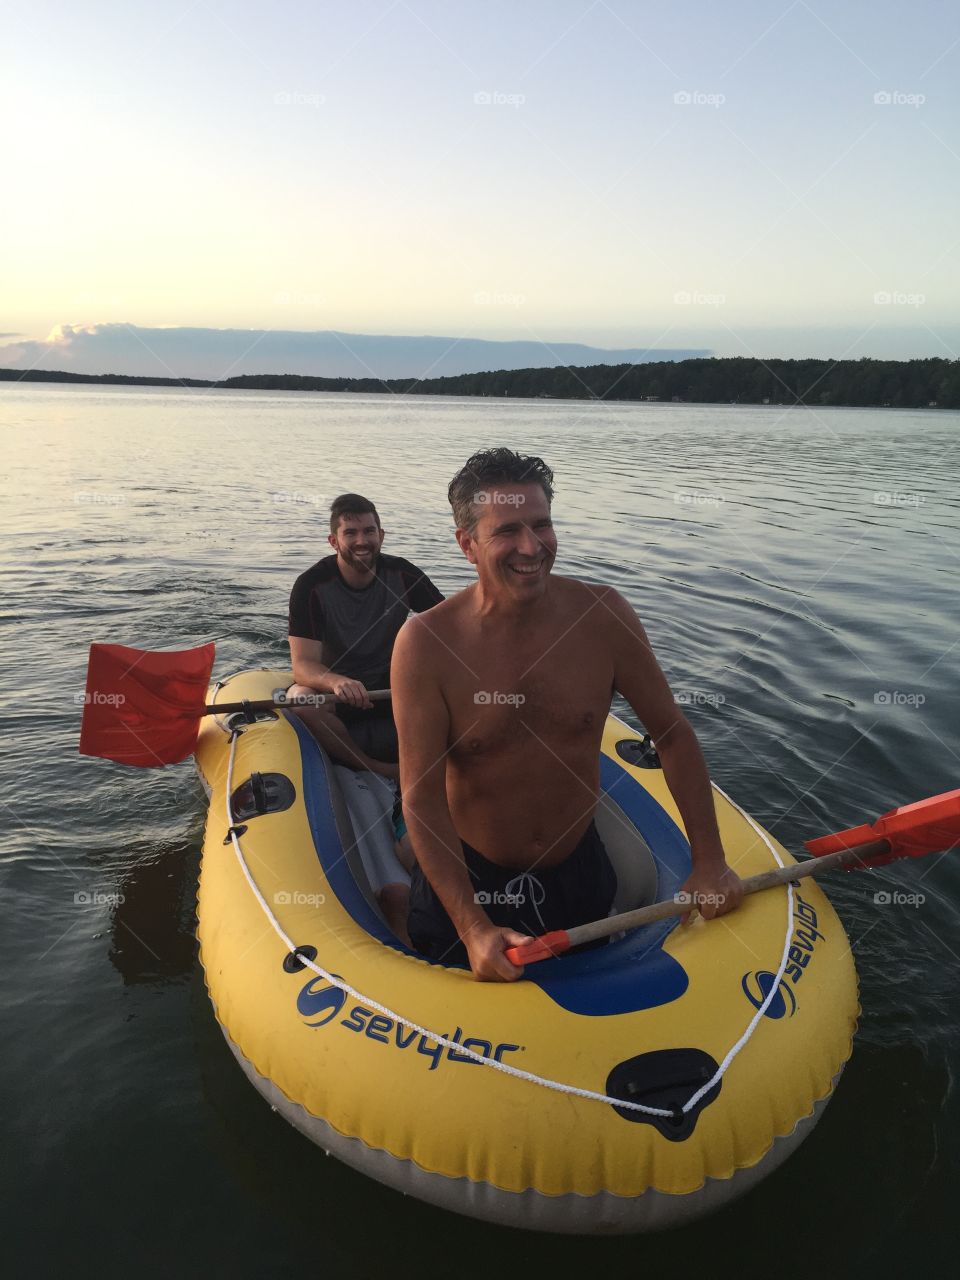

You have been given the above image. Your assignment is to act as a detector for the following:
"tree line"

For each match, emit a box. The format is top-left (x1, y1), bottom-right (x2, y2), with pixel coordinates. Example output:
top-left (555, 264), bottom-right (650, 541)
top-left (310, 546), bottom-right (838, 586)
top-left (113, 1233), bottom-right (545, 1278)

top-left (3, 356), bottom-right (959, 407)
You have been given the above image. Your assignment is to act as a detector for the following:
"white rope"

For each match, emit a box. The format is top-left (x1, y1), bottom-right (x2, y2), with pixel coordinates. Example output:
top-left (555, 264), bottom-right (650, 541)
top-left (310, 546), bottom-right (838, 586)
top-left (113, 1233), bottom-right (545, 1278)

top-left (218, 723), bottom-right (794, 1119)
top-left (677, 783), bottom-right (794, 1112)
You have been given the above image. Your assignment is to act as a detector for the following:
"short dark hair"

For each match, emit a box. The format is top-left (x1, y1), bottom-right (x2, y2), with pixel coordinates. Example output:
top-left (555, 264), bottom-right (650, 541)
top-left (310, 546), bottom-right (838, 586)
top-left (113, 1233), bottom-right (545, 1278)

top-left (448, 448), bottom-right (555, 532)
top-left (329, 493), bottom-right (380, 535)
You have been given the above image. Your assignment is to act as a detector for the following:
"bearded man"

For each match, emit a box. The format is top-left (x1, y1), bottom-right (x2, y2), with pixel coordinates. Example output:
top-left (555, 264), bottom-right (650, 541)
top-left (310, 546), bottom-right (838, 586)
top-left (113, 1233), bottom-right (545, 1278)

top-left (287, 493), bottom-right (443, 779)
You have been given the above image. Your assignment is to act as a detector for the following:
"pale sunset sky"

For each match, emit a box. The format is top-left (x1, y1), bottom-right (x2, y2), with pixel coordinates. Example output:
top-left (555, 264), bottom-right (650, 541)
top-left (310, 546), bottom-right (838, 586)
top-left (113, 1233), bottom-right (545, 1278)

top-left (2, 0), bottom-right (958, 377)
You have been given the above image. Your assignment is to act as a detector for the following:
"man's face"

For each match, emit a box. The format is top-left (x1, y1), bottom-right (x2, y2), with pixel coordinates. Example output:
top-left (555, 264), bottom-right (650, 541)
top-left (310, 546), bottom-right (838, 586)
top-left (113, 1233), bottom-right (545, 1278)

top-left (329, 512), bottom-right (384, 573)
top-left (456, 483), bottom-right (557, 598)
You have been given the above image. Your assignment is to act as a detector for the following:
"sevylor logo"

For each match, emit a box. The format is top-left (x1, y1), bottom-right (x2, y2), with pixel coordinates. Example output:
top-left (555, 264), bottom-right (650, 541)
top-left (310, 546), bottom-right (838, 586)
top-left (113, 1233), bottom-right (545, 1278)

top-left (741, 970), bottom-right (798, 1018)
top-left (741, 892), bottom-right (824, 1019)
top-left (297, 975), bottom-right (521, 1071)
top-left (300, 979), bottom-right (348, 1027)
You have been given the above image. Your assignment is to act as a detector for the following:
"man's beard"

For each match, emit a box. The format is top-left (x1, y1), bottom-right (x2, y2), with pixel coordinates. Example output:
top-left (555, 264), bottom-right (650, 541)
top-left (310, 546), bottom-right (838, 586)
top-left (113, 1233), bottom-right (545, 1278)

top-left (341, 546), bottom-right (378, 572)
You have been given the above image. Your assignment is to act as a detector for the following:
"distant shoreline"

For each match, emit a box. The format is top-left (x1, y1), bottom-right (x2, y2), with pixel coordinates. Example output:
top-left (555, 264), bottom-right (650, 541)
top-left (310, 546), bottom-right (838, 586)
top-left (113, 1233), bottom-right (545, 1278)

top-left (2, 356), bottom-right (957, 409)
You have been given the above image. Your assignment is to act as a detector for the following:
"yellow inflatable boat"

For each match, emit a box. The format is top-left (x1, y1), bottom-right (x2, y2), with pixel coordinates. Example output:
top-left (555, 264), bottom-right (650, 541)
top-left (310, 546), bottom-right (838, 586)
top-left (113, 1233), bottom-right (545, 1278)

top-left (195, 668), bottom-right (858, 1233)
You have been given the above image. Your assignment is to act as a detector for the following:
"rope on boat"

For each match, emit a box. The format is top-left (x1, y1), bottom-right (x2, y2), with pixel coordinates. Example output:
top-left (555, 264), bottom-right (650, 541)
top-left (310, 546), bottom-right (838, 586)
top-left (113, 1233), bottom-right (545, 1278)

top-left (219, 719), bottom-right (794, 1117)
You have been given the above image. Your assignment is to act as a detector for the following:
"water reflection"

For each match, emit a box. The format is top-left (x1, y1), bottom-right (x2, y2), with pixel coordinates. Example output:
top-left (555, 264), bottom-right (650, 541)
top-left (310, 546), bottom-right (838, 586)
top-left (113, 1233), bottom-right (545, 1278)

top-left (109, 845), bottom-right (198, 985)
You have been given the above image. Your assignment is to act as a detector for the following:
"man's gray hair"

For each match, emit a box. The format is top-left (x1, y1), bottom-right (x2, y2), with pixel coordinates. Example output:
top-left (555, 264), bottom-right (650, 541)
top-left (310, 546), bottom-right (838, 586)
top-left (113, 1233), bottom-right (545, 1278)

top-left (448, 448), bottom-right (555, 532)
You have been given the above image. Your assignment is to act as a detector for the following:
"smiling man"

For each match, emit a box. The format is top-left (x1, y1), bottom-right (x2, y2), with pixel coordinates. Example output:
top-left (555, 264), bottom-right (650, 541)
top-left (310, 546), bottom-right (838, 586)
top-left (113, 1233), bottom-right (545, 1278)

top-left (391, 448), bottom-right (743, 981)
top-left (287, 493), bottom-right (443, 779)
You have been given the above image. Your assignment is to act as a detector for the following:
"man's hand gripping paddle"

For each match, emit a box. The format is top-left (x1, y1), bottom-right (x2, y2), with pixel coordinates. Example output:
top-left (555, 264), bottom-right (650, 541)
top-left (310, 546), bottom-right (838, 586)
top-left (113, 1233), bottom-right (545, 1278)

top-left (505, 787), bottom-right (960, 966)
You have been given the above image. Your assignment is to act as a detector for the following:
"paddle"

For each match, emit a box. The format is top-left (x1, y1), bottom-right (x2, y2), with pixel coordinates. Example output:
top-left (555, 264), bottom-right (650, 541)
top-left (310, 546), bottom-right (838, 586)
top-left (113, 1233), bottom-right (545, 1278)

top-left (78, 642), bottom-right (390, 767)
top-left (504, 787), bottom-right (960, 965)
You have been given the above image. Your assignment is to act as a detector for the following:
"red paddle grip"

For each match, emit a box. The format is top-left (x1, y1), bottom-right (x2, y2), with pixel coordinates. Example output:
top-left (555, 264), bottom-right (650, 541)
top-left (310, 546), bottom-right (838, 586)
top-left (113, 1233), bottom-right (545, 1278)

top-left (505, 931), bottom-right (571, 967)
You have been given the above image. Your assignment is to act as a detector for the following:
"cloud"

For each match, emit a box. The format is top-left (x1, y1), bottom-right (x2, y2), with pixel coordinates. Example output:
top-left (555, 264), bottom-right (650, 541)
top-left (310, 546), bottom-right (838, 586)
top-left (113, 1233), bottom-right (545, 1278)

top-left (0, 323), bottom-right (707, 381)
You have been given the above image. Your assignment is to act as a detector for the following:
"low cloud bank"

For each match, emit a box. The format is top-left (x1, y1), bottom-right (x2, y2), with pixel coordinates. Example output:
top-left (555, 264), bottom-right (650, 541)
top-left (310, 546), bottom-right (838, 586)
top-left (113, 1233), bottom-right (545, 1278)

top-left (0, 323), bottom-right (707, 381)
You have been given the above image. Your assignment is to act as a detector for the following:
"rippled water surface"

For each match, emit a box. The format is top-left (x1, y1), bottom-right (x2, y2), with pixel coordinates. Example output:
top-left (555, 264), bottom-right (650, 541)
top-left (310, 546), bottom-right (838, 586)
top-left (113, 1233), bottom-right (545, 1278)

top-left (2, 383), bottom-right (958, 1276)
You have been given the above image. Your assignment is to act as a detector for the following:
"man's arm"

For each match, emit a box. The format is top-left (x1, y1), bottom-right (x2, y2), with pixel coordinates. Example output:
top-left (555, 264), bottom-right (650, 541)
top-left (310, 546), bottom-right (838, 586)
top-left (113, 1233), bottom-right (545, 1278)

top-left (288, 636), bottom-right (372, 708)
top-left (288, 575), bottom-right (359, 699)
top-left (603, 588), bottom-right (743, 920)
top-left (391, 618), bottom-right (530, 979)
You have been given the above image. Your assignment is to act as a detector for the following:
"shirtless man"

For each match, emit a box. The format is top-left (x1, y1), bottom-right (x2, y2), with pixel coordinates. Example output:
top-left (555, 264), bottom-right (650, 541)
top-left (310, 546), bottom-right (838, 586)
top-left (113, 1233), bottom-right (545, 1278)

top-left (391, 448), bottom-right (744, 981)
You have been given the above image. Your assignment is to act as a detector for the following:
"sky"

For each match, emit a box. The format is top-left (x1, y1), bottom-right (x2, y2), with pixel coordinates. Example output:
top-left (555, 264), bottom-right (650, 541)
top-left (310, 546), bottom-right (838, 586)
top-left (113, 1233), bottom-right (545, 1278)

top-left (2, 0), bottom-right (959, 378)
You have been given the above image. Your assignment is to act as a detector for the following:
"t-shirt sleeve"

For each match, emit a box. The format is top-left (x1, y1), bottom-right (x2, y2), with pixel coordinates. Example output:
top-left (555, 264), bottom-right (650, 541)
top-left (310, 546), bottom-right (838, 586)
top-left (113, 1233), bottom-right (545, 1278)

top-left (402, 562), bottom-right (444, 613)
top-left (288, 574), bottom-right (322, 640)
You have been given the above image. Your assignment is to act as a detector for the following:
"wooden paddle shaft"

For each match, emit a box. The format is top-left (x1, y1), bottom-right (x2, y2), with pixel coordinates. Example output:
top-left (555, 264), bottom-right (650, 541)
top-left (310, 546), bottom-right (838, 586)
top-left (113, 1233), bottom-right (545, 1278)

top-left (203, 689), bottom-right (392, 715)
top-left (563, 837), bottom-right (892, 948)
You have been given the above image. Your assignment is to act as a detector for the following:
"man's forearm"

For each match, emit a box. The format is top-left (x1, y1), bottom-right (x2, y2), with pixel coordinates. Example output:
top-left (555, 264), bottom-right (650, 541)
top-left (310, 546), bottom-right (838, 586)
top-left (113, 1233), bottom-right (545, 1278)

top-left (655, 720), bottom-right (725, 864)
top-left (406, 803), bottom-right (488, 938)
top-left (291, 658), bottom-right (337, 692)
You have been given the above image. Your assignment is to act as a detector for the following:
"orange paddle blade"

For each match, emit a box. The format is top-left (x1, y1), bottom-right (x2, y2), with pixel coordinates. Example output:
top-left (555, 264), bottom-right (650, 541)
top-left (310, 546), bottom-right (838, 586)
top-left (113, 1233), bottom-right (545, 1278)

top-left (804, 787), bottom-right (960, 867)
top-left (78, 642), bottom-right (216, 766)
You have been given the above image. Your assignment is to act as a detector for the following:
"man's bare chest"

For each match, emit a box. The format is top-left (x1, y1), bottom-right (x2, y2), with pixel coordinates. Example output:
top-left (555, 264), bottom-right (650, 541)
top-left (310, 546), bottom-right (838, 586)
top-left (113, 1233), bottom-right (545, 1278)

top-left (443, 624), bottom-right (614, 760)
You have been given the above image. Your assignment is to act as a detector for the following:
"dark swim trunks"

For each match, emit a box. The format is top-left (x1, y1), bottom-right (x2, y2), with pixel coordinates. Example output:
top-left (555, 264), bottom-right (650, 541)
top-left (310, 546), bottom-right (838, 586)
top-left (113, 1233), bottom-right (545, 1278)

top-left (407, 820), bottom-right (617, 966)
top-left (286, 675), bottom-right (398, 762)
top-left (335, 679), bottom-right (398, 762)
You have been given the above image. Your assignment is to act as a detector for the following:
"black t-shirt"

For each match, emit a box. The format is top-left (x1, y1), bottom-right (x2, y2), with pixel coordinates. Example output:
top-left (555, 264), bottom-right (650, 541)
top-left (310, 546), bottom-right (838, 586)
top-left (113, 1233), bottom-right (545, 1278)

top-left (288, 553), bottom-right (443, 686)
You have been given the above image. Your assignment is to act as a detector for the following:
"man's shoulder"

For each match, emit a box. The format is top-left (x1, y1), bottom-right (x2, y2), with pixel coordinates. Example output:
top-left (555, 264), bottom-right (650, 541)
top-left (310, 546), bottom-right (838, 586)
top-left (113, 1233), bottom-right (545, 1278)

top-left (551, 574), bottom-right (619, 607)
top-left (378, 552), bottom-right (429, 579)
top-left (378, 554), bottom-right (444, 610)
top-left (292, 556), bottom-right (338, 592)
top-left (399, 587), bottom-right (471, 643)
top-left (549, 576), bottom-right (633, 639)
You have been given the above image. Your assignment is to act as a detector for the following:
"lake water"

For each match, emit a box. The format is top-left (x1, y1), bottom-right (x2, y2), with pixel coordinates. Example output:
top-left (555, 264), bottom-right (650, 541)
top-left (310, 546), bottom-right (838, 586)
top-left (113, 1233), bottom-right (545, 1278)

top-left (1, 382), bottom-right (958, 1275)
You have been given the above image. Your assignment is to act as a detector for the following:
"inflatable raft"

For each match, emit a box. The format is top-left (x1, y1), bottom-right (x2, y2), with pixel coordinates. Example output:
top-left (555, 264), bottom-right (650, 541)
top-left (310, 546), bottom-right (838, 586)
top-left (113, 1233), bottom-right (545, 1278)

top-left (195, 668), bottom-right (859, 1233)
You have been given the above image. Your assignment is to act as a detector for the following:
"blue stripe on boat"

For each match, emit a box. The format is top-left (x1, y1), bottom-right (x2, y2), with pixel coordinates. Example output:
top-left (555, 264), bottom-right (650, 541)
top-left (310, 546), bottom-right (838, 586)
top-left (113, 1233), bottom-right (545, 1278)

top-left (288, 713), bottom-right (690, 1016)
